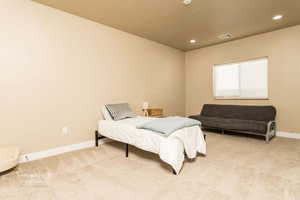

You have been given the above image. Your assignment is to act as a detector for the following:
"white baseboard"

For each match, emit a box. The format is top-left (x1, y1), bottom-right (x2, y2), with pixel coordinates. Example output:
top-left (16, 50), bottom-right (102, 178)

top-left (277, 131), bottom-right (300, 139)
top-left (19, 138), bottom-right (111, 163)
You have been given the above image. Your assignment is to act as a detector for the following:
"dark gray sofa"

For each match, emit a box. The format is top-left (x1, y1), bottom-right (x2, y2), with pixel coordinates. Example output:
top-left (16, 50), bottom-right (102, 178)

top-left (189, 104), bottom-right (277, 142)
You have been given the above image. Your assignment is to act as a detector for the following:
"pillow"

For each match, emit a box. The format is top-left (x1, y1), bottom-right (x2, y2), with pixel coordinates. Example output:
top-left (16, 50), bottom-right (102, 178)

top-left (101, 106), bottom-right (113, 120)
top-left (105, 103), bottom-right (136, 120)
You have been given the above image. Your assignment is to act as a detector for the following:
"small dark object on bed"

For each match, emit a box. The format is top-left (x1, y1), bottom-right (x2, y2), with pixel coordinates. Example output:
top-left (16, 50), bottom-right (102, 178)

top-left (189, 104), bottom-right (276, 142)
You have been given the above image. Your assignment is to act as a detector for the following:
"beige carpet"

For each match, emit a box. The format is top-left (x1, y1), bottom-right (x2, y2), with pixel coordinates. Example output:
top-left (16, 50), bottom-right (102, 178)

top-left (1, 132), bottom-right (300, 200)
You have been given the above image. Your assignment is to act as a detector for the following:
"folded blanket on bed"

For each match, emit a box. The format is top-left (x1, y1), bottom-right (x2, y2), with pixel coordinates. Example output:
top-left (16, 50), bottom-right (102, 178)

top-left (136, 116), bottom-right (201, 136)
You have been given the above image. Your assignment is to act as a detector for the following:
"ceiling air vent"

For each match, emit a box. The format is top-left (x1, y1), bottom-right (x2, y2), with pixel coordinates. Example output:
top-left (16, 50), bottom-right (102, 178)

top-left (218, 33), bottom-right (233, 40)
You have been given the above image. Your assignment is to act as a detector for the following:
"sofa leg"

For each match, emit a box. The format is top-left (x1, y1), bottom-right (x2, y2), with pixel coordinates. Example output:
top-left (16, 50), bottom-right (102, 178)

top-left (270, 131), bottom-right (276, 141)
top-left (265, 135), bottom-right (269, 143)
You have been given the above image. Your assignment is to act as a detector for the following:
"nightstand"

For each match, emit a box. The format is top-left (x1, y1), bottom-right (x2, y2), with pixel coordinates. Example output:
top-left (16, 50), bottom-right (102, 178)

top-left (143, 108), bottom-right (163, 118)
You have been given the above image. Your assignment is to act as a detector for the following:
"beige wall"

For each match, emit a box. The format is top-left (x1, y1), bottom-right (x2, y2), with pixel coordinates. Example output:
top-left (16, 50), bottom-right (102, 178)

top-left (185, 25), bottom-right (300, 133)
top-left (0, 1), bottom-right (185, 154)
top-left (2, 1), bottom-right (300, 155)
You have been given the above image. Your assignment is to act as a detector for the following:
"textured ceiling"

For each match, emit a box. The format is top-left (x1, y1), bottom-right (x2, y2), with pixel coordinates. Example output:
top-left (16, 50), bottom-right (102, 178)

top-left (33, 0), bottom-right (300, 51)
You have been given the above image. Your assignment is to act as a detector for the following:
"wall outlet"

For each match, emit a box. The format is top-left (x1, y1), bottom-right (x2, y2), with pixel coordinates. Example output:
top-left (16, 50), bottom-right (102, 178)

top-left (62, 126), bottom-right (69, 135)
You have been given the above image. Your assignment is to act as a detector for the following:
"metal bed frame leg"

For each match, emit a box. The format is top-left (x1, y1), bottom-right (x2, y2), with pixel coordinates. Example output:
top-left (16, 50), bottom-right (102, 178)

top-left (95, 130), bottom-right (105, 147)
top-left (95, 130), bottom-right (129, 157)
top-left (126, 144), bottom-right (129, 157)
top-left (95, 130), bottom-right (99, 147)
top-left (96, 131), bottom-right (180, 175)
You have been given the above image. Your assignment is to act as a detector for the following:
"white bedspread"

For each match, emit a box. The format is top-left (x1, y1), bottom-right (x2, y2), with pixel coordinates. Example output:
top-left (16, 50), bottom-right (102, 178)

top-left (98, 116), bottom-right (206, 174)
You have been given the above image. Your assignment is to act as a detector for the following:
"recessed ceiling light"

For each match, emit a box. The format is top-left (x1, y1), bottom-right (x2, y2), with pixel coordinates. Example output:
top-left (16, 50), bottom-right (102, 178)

top-left (182, 0), bottom-right (192, 5)
top-left (273, 15), bottom-right (283, 20)
top-left (190, 39), bottom-right (196, 44)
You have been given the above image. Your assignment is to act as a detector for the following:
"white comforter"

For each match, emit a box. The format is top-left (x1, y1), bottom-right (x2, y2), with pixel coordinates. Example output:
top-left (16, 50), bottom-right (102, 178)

top-left (98, 116), bottom-right (206, 174)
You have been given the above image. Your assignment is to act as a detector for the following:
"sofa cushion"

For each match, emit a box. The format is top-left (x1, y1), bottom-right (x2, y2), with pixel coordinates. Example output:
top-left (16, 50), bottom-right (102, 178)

top-left (200, 104), bottom-right (276, 122)
top-left (196, 116), bottom-right (268, 134)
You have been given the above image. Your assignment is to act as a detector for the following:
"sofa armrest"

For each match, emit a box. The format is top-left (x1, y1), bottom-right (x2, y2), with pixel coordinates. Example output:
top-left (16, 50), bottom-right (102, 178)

top-left (188, 115), bottom-right (201, 120)
top-left (267, 121), bottom-right (276, 133)
top-left (266, 121), bottom-right (276, 142)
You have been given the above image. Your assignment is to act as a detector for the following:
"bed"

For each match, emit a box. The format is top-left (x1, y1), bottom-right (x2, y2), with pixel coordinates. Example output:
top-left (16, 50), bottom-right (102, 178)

top-left (96, 105), bottom-right (206, 174)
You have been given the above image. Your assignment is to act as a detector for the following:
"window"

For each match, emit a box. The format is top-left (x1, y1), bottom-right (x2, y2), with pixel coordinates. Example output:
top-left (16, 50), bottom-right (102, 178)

top-left (213, 58), bottom-right (268, 99)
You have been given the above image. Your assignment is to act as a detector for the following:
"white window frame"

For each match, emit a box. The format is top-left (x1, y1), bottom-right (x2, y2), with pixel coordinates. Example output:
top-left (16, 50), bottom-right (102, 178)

top-left (213, 57), bottom-right (269, 100)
